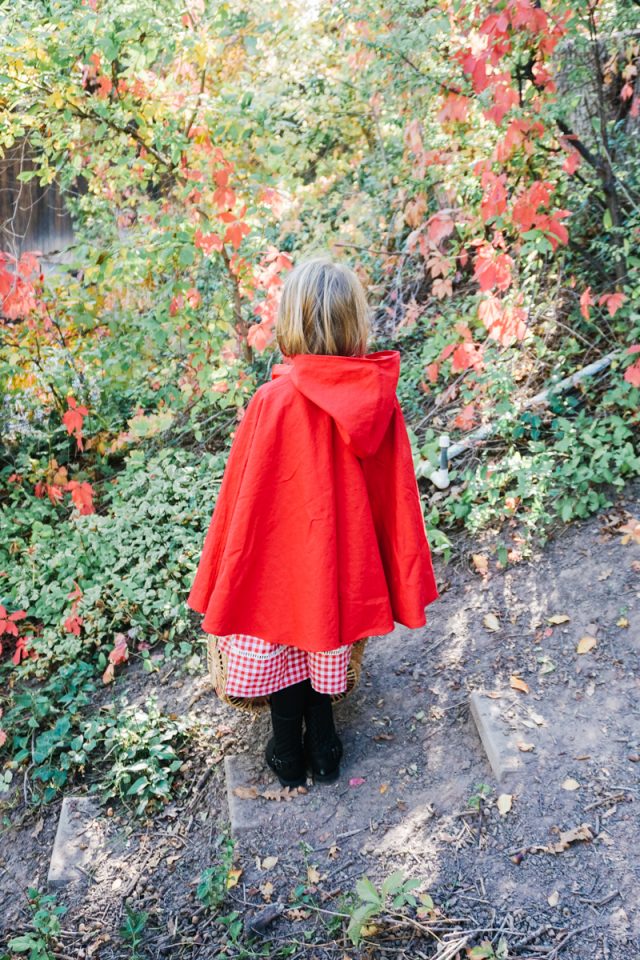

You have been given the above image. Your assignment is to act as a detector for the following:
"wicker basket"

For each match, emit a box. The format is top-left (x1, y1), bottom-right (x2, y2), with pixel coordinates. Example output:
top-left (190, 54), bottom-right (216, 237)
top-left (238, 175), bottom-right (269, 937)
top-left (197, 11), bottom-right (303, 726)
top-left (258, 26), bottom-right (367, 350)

top-left (206, 636), bottom-right (368, 713)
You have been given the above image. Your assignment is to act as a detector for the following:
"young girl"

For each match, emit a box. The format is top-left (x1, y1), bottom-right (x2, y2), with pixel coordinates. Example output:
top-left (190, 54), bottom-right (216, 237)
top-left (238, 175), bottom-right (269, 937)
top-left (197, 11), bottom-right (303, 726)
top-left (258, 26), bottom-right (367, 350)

top-left (187, 253), bottom-right (439, 788)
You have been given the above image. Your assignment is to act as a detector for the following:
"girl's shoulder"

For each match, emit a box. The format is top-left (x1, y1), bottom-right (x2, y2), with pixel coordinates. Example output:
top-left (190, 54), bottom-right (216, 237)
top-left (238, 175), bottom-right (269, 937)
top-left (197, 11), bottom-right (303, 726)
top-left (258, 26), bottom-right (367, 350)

top-left (255, 371), bottom-right (295, 401)
top-left (245, 371), bottom-right (296, 418)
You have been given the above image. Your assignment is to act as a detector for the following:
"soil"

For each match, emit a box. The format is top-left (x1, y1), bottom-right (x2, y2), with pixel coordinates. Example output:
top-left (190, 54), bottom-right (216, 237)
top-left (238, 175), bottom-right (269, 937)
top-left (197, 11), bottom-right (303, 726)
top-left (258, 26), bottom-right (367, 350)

top-left (1, 481), bottom-right (639, 959)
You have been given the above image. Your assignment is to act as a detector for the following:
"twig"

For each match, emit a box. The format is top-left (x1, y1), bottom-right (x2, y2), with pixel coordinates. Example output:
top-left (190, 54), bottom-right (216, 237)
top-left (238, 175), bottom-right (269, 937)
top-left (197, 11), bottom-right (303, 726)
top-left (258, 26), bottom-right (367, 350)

top-left (577, 890), bottom-right (621, 907)
top-left (548, 924), bottom-right (593, 959)
top-left (583, 792), bottom-right (629, 810)
top-left (434, 936), bottom-right (470, 959)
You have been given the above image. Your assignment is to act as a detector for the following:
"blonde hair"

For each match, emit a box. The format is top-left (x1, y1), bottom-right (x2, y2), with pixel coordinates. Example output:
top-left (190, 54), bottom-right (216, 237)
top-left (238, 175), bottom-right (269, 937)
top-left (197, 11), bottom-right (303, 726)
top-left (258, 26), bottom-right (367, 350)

top-left (276, 253), bottom-right (371, 357)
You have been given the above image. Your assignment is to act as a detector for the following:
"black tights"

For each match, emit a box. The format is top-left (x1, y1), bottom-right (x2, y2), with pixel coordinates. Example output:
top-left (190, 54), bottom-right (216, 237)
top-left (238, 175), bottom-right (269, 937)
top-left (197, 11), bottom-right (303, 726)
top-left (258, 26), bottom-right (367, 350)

top-left (270, 677), bottom-right (330, 717)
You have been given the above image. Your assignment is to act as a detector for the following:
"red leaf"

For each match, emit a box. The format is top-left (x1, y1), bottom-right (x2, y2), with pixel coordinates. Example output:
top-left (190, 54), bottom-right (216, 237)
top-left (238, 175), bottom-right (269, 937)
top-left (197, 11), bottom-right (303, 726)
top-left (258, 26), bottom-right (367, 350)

top-left (580, 287), bottom-right (593, 320)
top-left (425, 362), bottom-right (440, 383)
top-left (65, 480), bottom-right (95, 515)
top-left (247, 322), bottom-right (273, 353)
top-left (621, 82), bottom-right (634, 101)
top-left (452, 402), bottom-right (476, 430)
top-left (12, 636), bottom-right (32, 666)
top-left (437, 93), bottom-right (470, 124)
top-left (426, 212), bottom-right (455, 245)
top-left (224, 221), bottom-right (250, 249)
top-left (480, 172), bottom-right (508, 223)
top-left (64, 614), bottom-right (83, 636)
top-left (598, 292), bottom-right (626, 317)
top-left (624, 360), bottom-right (640, 389)
top-left (62, 396), bottom-right (89, 452)
top-left (563, 151), bottom-right (581, 175)
top-left (0, 607), bottom-right (27, 637)
top-left (473, 243), bottom-right (513, 292)
top-left (213, 185), bottom-right (236, 211)
top-left (108, 635), bottom-right (129, 665)
top-left (194, 229), bottom-right (223, 255)
top-left (451, 341), bottom-right (484, 372)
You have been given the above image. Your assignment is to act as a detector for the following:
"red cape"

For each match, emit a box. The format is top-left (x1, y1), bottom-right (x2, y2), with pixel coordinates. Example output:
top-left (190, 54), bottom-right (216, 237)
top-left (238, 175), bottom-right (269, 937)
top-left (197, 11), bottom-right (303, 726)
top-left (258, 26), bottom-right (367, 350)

top-left (187, 350), bottom-right (439, 652)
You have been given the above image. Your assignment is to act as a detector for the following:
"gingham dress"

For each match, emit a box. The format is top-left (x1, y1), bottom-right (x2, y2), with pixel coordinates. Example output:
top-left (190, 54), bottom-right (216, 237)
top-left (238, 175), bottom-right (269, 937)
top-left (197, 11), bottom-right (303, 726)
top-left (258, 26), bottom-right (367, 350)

top-left (216, 634), bottom-right (353, 698)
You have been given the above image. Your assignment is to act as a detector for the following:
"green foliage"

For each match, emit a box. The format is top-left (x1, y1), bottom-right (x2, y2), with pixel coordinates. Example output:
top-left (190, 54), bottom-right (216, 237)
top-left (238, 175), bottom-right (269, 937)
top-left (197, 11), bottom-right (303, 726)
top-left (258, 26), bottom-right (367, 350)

top-left (2, 445), bottom-right (225, 666)
top-left (196, 835), bottom-right (236, 911)
top-left (119, 905), bottom-right (149, 960)
top-left (346, 870), bottom-right (423, 946)
top-left (2, 680), bottom-right (194, 811)
top-left (2, 889), bottom-right (67, 960)
top-left (468, 783), bottom-right (493, 811)
top-left (0, 445), bottom-right (225, 800)
top-left (93, 695), bottom-right (193, 815)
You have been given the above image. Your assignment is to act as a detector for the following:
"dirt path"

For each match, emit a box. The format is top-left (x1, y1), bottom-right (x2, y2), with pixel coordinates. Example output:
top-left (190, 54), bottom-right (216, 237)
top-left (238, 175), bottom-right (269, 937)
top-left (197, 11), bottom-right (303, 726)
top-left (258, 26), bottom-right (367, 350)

top-left (1, 482), bottom-right (638, 959)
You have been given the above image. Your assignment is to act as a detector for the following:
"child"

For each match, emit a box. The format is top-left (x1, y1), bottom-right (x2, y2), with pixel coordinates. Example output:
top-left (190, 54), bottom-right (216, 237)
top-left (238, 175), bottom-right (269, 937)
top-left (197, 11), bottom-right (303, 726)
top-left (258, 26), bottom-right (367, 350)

top-left (187, 253), bottom-right (439, 788)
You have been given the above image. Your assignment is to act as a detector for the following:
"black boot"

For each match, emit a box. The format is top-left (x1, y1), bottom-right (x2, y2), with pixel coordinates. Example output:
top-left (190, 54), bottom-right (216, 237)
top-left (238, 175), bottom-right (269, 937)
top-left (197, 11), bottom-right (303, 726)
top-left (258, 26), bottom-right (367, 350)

top-left (303, 684), bottom-right (343, 784)
top-left (265, 682), bottom-right (307, 788)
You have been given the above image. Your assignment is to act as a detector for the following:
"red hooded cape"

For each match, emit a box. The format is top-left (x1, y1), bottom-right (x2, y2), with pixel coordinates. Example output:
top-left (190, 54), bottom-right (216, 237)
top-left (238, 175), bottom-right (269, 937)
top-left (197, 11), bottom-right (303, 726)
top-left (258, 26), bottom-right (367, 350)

top-left (187, 350), bottom-right (439, 652)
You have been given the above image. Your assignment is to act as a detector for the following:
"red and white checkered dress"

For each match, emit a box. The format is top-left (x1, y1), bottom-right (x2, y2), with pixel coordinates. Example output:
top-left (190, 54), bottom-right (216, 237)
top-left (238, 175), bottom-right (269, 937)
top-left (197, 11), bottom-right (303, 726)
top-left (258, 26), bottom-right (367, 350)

top-left (215, 634), bottom-right (354, 697)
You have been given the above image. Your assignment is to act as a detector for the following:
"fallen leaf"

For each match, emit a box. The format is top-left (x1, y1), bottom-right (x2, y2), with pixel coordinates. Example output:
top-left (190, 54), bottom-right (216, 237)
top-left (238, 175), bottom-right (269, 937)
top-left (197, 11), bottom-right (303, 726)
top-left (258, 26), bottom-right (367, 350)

top-left (562, 777), bottom-right (580, 791)
top-left (261, 856), bottom-right (278, 870)
top-left (87, 935), bottom-right (111, 957)
top-left (618, 517), bottom-right (640, 545)
top-left (549, 823), bottom-right (593, 853)
top-left (617, 617), bottom-right (629, 628)
top-left (472, 554), bottom-right (489, 576)
top-left (349, 777), bottom-right (366, 787)
top-left (31, 818), bottom-right (44, 839)
top-left (328, 844), bottom-right (340, 859)
top-left (538, 656), bottom-right (555, 675)
top-left (260, 785), bottom-right (307, 801)
top-left (497, 793), bottom-right (512, 815)
top-left (233, 785), bottom-right (259, 800)
top-left (379, 783), bottom-right (389, 794)
top-left (547, 613), bottom-right (570, 625)
top-left (510, 675), bottom-right (529, 693)
top-left (577, 635), bottom-right (597, 654)
top-left (597, 568), bottom-right (612, 580)
top-left (307, 865), bottom-right (322, 884)
top-left (260, 881), bottom-right (274, 902)
top-left (227, 868), bottom-right (242, 889)
top-left (517, 741), bottom-right (535, 752)
top-left (548, 890), bottom-right (560, 907)
top-left (483, 613), bottom-right (501, 632)
top-left (286, 907), bottom-right (311, 920)
top-left (526, 823), bottom-right (594, 856)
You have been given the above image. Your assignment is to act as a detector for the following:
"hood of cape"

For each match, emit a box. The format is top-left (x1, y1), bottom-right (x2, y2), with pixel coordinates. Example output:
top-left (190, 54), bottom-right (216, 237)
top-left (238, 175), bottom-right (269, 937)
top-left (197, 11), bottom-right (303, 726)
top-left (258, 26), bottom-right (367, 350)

top-left (270, 350), bottom-right (400, 459)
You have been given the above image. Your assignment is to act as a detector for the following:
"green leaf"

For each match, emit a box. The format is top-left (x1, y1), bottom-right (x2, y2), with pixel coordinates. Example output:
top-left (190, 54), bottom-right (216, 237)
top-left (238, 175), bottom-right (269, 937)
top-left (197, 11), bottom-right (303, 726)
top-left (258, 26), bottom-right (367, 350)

top-left (126, 776), bottom-right (149, 795)
top-left (355, 876), bottom-right (380, 904)
top-left (7, 935), bottom-right (38, 952)
top-left (381, 869), bottom-right (406, 896)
